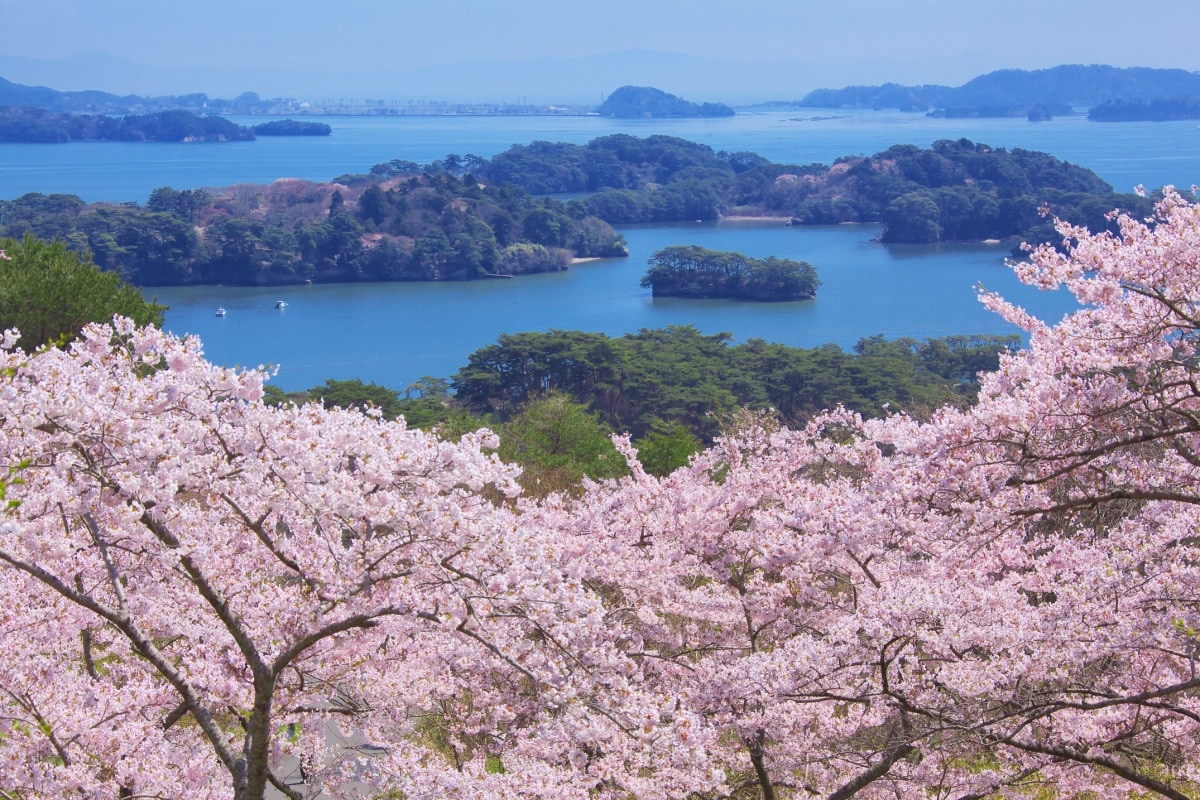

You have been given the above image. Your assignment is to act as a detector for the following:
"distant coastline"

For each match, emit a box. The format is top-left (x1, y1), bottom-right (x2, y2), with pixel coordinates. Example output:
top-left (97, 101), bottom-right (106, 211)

top-left (6, 65), bottom-right (1200, 122)
top-left (0, 75), bottom-right (713, 118)
top-left (773, 65), bottom-right (1200, 122)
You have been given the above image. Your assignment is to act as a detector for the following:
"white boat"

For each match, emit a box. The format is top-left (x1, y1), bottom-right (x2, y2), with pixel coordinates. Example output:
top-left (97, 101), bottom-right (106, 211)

top-left (274, 300), bottom-right (288, 309)
top-left (215, 307), bottom-right (227, 317)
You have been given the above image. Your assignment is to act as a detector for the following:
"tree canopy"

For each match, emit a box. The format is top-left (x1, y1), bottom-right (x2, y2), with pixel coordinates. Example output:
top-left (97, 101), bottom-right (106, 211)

top-left (796, 64), bottom-right (1200, 117)
top-left (0, 234), bottom-right (164, 350)
top-left (0, 173), bottom-right (626, 286)
top-left (476, 134), bottom-right (1153, 246)
top-left (0, 136), bottom-right (1156, 289)
top-left (453, 326), bottom-right (1017, 438)
top-left (642, 245), bottom-right (820, 300)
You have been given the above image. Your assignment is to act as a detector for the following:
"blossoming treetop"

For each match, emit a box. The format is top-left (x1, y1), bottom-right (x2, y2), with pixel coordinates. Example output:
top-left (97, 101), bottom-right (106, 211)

top-left (0, 190), bottom-right (1199, 799)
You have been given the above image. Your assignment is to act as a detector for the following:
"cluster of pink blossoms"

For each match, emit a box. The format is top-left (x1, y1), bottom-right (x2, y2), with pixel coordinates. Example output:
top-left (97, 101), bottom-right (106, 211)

top-left (0, 191), bottom-right (1198, 799)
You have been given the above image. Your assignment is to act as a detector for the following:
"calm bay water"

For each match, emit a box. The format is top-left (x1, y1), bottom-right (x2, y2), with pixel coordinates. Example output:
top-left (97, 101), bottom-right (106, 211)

top-left (3, 110), bottom-right (1198, 391)
top-left (4, 111), bottom-right (1198, 203)
top-left (148, 222), bottom-right (1077, 391)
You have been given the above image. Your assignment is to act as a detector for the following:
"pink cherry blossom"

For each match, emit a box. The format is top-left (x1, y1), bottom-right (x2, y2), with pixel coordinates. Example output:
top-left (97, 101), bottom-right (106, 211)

top-left (0, 189), bottom-right (1198, 799)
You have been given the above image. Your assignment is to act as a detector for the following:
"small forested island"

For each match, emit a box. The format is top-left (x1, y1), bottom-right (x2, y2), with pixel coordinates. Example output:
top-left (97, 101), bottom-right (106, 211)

top-left (1088, 95), bottom-right (1200, 121)
top-left (259, 327), bottom-right (1018, 463)
top-left (598, 86), bottom-right (735, 118)
top-left (249, 119), bottom-right (332, 136)
top-left (0, 107), bottom-right (330, 143)
top-left (641, 245), bottom-right (818, 300)
top-left (789, 65), bottom-right (1200, 119)
top-left (0, 106), bottom-right (254, 143)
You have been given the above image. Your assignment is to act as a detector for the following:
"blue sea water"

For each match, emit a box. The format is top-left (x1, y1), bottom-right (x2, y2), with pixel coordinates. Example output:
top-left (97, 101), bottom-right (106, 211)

top-left (147, 222), bottom-right (1075, 392)
top-left (2, 110), bottom-right (1198, 391)
top-left (4, 111), bottom-right (1197, 203)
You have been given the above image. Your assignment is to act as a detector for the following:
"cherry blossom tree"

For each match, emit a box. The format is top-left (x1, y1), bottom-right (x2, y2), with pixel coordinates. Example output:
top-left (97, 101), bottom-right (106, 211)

top-left (0, 320), bottom-right (714, 800)
top-left (535, 189), bottom-right (1200, 799)
top-left (2, 187), bottom-right (1200, 800)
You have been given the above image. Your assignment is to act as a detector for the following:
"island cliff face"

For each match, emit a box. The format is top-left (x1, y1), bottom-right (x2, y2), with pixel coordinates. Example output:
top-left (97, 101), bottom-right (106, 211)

top-left (599, 86), bottom-right (735, 118)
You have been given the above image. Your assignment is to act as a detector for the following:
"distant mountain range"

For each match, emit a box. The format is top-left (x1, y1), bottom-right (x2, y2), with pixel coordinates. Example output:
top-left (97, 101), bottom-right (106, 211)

top-left (790, 65), bottom-right (1200, 119)
top-left (0, 76), bottom-right (288, 115)
top-left (4, 64), bottom-right (1200, 122)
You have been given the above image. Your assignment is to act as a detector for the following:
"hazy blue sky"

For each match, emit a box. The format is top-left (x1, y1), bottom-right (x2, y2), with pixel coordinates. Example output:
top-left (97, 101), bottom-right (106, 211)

top-left (2, 0), bottom-right (1198, 101)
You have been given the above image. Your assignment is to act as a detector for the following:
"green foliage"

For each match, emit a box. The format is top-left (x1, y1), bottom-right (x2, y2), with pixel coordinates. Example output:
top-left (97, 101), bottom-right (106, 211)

top-left (272, 325), bottom-right (1018, 488)
top-left (250, 119), bottom-right (332, 136)
top-left (0, 171), bottom-right (625, 286)
top-left (483, 134), bottom-right (730, 196)
top-left (146, 187), bottom-right (211, 220)
top-left (0, 135), bottom-right (1144, 286)
top-left (494, 242), bottom-right (569, 276)
top-left (0, 458), bottom-right (30, 513)
top-left (794, 138), bottom-right (1148, 244)
top-left (392, 397), bottom-right (486, 439)
top-left (308, 378), bottom-right (405, 418)
top-left (0, 106), bottom-right (255, 143)
top-left (260, 384), bottom-right (300, 407)
top-left (264, 379), bottom-right (486, 439)
top-left (615, 327), bottom-right (742, 439)
top-left (884, 192), bottom-right (943, 243)
top-left (481, 134), bottom-right (1147, 246)
top-left (633, 423), bottom-right (703, 476)
top-left (642, 245), bottom-right (819, 300)
top-left (497, 393), bottom-right (629, 496)
top-left (453, 327), bottom-right (1019, 441)
top-left (1089, 95), bottom-right (1200, 121)
top-left (0, 234), bottom-right (165, 350)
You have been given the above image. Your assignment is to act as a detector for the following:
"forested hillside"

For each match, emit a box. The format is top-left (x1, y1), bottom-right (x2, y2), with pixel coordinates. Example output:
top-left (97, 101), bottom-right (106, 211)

top-left (476, 134), bottom-right (1153, 245)
top-left (1088, 95), bottom-right (1200, 121)
top-left (795, 64), bottom-right (1200, 118)
top-left (450, 326), bottom-right (1017, 439)
top-left (0, 173), bottom-right (626, 285)
top-left (0, 106), bottom-right (332, 142)
top-left (0, 106), bottom-right (254, 143)
top-left (598, 85), bottom-right (735, 118)
top-left (640, 245), bottom-right (819, 300)
top-left (0, 134), bottom-right (1155, 284)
